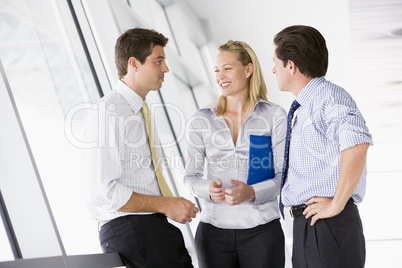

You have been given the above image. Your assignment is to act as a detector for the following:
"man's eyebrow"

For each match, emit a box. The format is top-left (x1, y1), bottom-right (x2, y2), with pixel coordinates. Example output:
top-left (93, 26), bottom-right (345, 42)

top-left (155, 56), bottom-right (165, 60)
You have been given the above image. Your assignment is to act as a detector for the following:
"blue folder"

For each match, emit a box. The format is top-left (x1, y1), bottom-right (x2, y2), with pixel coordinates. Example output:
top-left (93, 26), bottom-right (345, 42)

top-left (247, 135), bottom-right (275, 185)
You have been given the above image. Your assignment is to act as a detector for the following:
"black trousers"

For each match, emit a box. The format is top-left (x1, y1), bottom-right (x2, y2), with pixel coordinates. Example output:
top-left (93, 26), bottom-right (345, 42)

top-left (292, 199), bottom-right (366, 268)
top-left (195, 219), bottom-right (285, 268)
top-left (99, 213), bottom-right (193, 268)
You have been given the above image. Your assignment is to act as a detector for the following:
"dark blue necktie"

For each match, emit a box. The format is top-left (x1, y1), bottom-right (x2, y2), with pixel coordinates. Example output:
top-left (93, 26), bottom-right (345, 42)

top-left (279, 100), bottom-right (301, 218)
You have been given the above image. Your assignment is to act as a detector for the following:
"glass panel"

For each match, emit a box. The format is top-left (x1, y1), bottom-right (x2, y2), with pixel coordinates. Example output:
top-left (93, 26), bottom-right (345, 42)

top-left (127, 0), bottom-right (155, 27)
top-left (199, 44), bottom-right (216, 87)
top-left (173, 78), bottom-right (198, 118)
top-left (0, 0), bottom-right (102, 255)
top-left (148, 0), bottom-right (179, 54)
top-left (187, 41), bottom-right (210, 84)
top-left (193, 84), bottom-right (219, 109)
top-left (108, 0), bottom-right (143, 32)
top-left (0, 216), bottom-right (14, 261)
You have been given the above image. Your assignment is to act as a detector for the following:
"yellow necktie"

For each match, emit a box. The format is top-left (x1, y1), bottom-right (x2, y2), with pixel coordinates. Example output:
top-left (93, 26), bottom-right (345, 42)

top-left (141, 103), bottom-right (173, 197)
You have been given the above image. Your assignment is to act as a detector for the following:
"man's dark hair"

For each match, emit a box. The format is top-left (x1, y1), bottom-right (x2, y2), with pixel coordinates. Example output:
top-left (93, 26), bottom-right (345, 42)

top-left (115, 27), bottom-right (168, 78)
top-left (274, 25), bottom-right (328, 78)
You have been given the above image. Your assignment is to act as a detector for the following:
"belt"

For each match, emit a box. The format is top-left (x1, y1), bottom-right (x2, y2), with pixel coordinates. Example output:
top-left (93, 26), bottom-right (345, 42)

top-left (289, 198), bottom-right (355, 218)
top-left (98, 219), bottom-right (111, 231)
top-left (290, 204), bottom-right (307, 218)
top-left (98, 213), bottom-right (167, 231)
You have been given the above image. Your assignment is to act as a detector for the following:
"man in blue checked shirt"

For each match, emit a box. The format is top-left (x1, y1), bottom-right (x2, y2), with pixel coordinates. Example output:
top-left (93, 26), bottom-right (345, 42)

top-left (272, 25), bottom-right (373, 268)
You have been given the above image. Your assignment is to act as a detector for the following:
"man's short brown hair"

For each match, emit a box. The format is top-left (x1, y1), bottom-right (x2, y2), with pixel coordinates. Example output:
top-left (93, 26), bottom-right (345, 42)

top-left (115, 28), bottom-right (168, 79)
top-left (274, 25), bottom-right (328, 78)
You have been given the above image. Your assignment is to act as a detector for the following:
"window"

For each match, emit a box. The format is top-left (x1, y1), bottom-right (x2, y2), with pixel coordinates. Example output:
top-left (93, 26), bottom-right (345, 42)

top-left (0, 225), bottom-right (14, 262)
top-left (0, 0), bottom-right (102, 255)
top-left (1, 0), bottom-right (217, 265)
top-left (127, 0), bottom-right (155, 27)
top-left (0, 196), bottom-right (14, 262)
top-left (147, 0), bottom-right (180, 54)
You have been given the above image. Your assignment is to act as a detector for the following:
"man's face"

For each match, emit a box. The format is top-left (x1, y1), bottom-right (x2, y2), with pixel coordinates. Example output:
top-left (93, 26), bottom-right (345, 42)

top-left (272, 52), bottom-right (291, 92)
top-left (136, 45), bottom-right (169, 92)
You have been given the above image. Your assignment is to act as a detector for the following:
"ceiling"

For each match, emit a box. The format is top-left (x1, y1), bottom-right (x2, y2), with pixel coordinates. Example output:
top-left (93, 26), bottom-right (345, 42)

top-left (186, 0), bottom-right (402, 168)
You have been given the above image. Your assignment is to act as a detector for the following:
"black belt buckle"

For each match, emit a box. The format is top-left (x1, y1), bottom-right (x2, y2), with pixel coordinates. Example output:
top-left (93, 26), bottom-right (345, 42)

top-left (290, 204), bottom-right (307, 218)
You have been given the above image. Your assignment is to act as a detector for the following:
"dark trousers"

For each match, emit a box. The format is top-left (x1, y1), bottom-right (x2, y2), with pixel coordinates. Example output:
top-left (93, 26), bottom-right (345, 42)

top-left (195, 219), bottom-right (285, 268)
top-left (292, 199), bottom-right (366, 268)
top-left (99, 213), bottom-right (193, 268)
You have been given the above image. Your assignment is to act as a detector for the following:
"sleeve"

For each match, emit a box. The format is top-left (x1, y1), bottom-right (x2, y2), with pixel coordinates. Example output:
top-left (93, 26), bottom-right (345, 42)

top-left (322, 92), bottom-right (373, 152)
top-left (84, 103), bottom-right (133, 213)
top-left (252, 105), bottom-right (287, 204)
top-left (183, 113), bottom-right (211, 199)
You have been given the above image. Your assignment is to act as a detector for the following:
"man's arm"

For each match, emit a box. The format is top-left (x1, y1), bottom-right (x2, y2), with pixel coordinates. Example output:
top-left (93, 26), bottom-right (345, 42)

top-left (303, 142), bottom-right (369, 225)
top-left (119, 193), bottom-right (199, 224)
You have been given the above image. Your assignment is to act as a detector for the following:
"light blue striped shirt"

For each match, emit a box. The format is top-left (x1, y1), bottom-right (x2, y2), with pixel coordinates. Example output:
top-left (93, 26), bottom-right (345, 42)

top-left (282, 77), bottom-right (373, 207)
top-left (84, 80), bottom-right (162, 221)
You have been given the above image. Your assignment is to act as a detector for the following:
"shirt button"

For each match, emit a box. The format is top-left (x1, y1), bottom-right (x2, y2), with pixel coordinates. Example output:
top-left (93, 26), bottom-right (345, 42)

top-left (105, 242), bottom-right (110, 248)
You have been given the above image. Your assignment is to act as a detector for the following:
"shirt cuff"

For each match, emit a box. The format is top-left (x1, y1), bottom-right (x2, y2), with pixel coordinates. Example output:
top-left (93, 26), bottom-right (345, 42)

top-left (340, 132), bottom-right (373, 152)
top-left (191, 179), bottom-right (211, 199)
top-left (109, 184), bottom-right (133, 212)
top-left (252, 178), bottom-right (280, 205)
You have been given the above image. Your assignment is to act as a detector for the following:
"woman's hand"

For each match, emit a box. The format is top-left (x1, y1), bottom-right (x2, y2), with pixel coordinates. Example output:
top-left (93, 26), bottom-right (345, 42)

top-left (224, 179), bottom-right (255, 205)
top-left (209, 179), bottom-right (225, 203)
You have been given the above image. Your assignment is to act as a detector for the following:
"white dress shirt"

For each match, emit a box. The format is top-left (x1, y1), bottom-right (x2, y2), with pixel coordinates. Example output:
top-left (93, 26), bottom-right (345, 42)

top-left (184, 100), bottom-right (287, 229)
top-left (84, 80), bottom-right (163, 221)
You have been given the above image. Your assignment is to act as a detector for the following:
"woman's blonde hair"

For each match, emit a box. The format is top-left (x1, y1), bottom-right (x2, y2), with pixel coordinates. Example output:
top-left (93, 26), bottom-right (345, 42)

top-left (216, 40), bottom-right (268, 117)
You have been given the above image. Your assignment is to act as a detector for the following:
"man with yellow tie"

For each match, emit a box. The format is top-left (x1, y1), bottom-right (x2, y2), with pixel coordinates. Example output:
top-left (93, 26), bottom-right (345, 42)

top-left (85, 28), bottom-right (198, 268)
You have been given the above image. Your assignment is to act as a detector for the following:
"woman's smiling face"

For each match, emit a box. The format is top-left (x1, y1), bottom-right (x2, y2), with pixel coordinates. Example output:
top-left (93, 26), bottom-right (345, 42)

top-left (214, 50), bottom-right (249, 98)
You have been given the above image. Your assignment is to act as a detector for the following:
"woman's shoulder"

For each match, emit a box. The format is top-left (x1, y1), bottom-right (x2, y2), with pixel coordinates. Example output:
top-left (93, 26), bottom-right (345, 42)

top-left (192, 100), bottom-right (218, 117)
top-left (256, 100), bottom-right (286, 116)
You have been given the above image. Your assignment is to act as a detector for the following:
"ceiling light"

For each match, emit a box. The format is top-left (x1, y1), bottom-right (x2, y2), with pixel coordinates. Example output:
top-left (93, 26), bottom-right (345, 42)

top-left (388, 28), bottom-right (402, 37)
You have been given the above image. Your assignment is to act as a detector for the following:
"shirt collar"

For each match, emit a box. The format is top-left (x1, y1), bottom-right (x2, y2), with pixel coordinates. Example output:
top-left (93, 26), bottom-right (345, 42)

top-left (296, 76), bottom-right (326, 107)
top-left (114, 80), bottom-right (144, 113)
top-left (200, 98), bottom-right (271, 114)
top-left (201, 100), bottom-right (219, 113)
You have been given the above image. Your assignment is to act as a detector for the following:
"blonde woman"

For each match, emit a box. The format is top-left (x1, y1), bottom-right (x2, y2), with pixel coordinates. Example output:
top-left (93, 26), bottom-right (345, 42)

top-left (184, 40), bottom-right (286, 268)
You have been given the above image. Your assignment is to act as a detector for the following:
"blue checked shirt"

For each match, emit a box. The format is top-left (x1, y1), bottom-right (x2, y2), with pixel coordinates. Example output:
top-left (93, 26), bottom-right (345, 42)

top-left (282, 77), bottom-right (373, 207)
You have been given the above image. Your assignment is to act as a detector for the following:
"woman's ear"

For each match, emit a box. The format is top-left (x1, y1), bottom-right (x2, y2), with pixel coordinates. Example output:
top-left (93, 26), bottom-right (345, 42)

top-left (246, 62), bottom-right (253, 78)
